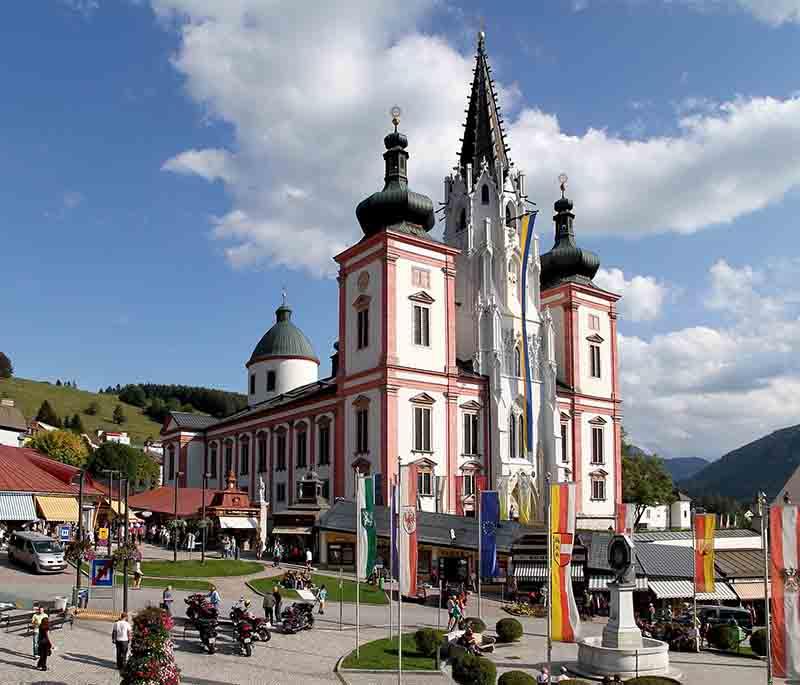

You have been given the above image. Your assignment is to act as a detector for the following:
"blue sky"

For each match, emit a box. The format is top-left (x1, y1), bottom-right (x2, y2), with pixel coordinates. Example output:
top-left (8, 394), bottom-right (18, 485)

top-left (2, 0), bottom-right (799, 460)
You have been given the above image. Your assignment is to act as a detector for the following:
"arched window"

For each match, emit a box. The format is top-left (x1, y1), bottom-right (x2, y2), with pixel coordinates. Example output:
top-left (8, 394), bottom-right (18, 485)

top-left (224, 439), bottom-right (233, 475)
top-left (509, 414), bottom-right (517, 459)
top-left (209, 443), bottom-right (218, 478)
top-left (514, 344), bottom-right (522, 377)
top-left (240, 435), bottom-right (250, 475)
top-left (518, 415), bottom-right (525, 459)
top-left (481, 184), bottom-right (490, 205)
top-left (257, 432), bottom-right (267, 472)
top-left (505, 203), bottom-right (514, 228)
top-left (458, 208), bottom-right (466, 232)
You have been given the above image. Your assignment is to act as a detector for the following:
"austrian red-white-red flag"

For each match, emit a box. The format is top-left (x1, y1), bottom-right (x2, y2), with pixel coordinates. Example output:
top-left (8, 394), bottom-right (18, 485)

top-left (770, 505), bottom-right (800, 680)
top-left (616, 503), bottom-right (636, 535)
top-left (398, 463), bottom-right (418, 597)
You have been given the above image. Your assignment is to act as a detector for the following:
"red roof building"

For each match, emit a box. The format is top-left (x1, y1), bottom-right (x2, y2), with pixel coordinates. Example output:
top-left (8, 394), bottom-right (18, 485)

top-left (128, 485), bottom-right (216, 517)
top-left (0, 445), bottom-right (102, 496)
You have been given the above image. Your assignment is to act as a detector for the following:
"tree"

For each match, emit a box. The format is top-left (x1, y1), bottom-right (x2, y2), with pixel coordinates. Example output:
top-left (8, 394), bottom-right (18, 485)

top-left (145, 397), bottom-right (168, 423)
top-left (68, 413), bottom-right (86, 434)
top-left (113, 404), bottom-right (127, 425)
top-left (27, 429), bottom-right (89, 467)
top-left (84, 401), bottom-right (99, 416)
top-left (119, 384), bottom-right (147, 408)
top-left (87, 442), bottom-right (160, 484)
top-left (622, 452), bottom-right (675, 524)
top-left (0, 352), bottom-right (12, 378)
top-left (56, 379), bottom-right (62, 386)
top-left (35, 400), bottom-right (62, 427)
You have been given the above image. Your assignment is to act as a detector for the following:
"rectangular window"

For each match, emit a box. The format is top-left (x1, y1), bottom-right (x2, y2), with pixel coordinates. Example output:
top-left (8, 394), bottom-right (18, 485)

top-left (357, 308), bottom-right (369, 349)
top-left (463, 414), bottom-right (479, 455)
top-left (224, 443), bottom-right (233, 475)
top-left (168, 448), bottom-right (175, 481)
top-left (590, 344), bottom-right (601, 378)
top-left (276, 434), bottom-right (287, 471)
top-left (276, 483), bottom-right (286, 502)
top-left (257, 436), bottom-right (266, 472)
top-left (267, 371), bottom-right (276, 392)
top-left (209, 446), bottom-right (218, 478)
top-left (241, 440), bottom-right (249, 475)
top-left (413, 406), bottom-right (432, 452)
top-left (321, 479), bottom-right (330, 500)
top-left (417, 470), bottom-right (433, 496)
top-left (589, 314), bottom-right (600, 331)
top-left (463, 473), bottom-right (475, 496)
top-left (413, 305), bottom-right (430, 346)
top-left (296, 431), bottom-right (307, 468)
top-left (318, 425), bottom-right (330, 465)
top-left (592, 479), bottom-right (606, 501)
top-left (561, 424), bottom-right (568, 463)
top-left (249, 374), bottom-right (256, 394)
top-left (356, 408), bottom-right (369, 453)
top-left (592, 427), bottom-right (604, 464)
top-left (412, 267), bottom-right (431, 289)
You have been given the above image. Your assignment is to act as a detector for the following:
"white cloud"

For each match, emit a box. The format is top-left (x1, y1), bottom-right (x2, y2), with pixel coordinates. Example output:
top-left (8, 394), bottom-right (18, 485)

top-left (621, 260), bottom-right (800, 459)
top-left (594, 268), bottom-right (668, 321)
top-left (718, 0), bottom-right (800, 25)
top-left (154, 1), bottom-right (800, 275)
top-left (59, 0), bottom-right (100, 18)
top-left (62, 191), bottom-right (84, 209)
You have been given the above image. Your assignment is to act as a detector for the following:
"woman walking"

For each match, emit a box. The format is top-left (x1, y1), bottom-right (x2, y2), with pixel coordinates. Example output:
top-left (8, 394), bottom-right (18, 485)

top-left (317, 584), bottom-right (328, 615)
top-left (36, 618), bottom-right (52, 671)
top-left (272, 586), bottom-right (282, 623)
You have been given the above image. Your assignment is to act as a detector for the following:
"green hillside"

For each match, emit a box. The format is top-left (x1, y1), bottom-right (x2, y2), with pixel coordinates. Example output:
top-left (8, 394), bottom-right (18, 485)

top-left (0, 377), bottom-right (163, 445)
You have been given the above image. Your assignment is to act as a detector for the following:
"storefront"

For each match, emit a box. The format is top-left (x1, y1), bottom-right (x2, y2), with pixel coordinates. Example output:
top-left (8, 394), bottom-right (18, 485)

top-left (35, 496), bottom-right (79, 524)
top-left (0, 493), bottom-right (37, 526)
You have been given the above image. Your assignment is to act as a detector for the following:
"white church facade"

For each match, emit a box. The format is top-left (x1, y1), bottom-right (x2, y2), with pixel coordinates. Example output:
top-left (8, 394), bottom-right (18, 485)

top-left (160, 34), bottom-right (622, 531)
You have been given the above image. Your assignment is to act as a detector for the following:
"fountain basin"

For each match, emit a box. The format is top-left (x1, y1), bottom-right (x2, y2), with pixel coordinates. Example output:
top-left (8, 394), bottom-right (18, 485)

top-left (575, 635), bottom-right (671, 679)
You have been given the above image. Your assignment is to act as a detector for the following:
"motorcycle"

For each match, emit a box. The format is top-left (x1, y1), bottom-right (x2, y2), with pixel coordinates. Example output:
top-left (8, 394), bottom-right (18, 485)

top-left (185, 593), bottom-right (218, 621)
top-left (234, 617), bottom-right (256, 657)
top-left (229, 605), bottom-right (272, 642)
top-left (194, 617), bottom-right (219, 654)
top-left (281, 602), bottom-right (315, 634)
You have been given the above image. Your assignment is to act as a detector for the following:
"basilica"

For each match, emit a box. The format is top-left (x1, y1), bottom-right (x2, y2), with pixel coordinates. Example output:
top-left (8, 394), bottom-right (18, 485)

top-left (161, 33), bottom-right (622, 531)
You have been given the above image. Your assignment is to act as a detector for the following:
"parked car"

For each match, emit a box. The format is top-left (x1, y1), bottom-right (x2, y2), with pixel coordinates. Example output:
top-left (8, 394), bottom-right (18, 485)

top-left (7, 532), bottom-right (66, 573)
top-left (697, 605), bottom-right (753, 633)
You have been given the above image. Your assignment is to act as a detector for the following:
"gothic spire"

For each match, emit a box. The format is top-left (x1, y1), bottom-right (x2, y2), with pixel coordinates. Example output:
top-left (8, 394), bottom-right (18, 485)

top-left (459, 31), bottom-right (511, 186)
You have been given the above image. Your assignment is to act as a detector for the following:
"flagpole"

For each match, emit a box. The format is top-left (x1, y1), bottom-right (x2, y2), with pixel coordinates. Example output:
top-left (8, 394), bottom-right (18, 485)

top-left (355, 471), bottom-right (360, 660)
top-left (546, 472), bottom-right (552, 675)
top-left (760, 492), bottom-right (773, 685)
top-left (691, 506), bottom-right (698, 651)
top-left (397, 459), bottom-right (402, 685)
top-left (478, 486), bottom-right (482, 620)
top-left (389, 478), bottom-right (394, 640)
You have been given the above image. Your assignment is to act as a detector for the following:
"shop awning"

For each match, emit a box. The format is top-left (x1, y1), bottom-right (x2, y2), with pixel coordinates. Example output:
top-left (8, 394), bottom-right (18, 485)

top-left (272, 525), bottom-right (313, 535)
top-left (649, 579), bottom-right (738, 601)
top-left (107, 500), bottom-right (143, 522)
top-left (218, 516), bottom-right (259, 530)
top-left (513, 563), bottom-right (584, 581)
top-left (588, 575), bottom-right (649, 592)
top-left (0, 493), bottom-right (37, 521)
top-left (35, 496), bottom-right (79, 523)
top-left (733, 581), bottom-right (769, 601)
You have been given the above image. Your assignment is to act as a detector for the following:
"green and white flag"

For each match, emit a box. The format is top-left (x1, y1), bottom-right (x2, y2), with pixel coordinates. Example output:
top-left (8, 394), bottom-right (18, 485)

top-left (356, 474), bottom-right (377, 580)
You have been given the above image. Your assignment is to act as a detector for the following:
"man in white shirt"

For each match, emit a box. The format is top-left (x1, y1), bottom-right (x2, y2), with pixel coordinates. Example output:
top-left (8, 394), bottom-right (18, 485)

top-left (305, 548), bottom-right (313, 570)
top-left (112, 612), bottom-right (133, 670)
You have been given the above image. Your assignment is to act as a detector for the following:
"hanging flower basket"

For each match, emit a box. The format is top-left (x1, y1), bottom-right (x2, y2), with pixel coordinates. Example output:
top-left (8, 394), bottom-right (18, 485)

top-left (65, 538), bottom-right (96, 563)
top-left (112, 540), bottom-right (143, 564)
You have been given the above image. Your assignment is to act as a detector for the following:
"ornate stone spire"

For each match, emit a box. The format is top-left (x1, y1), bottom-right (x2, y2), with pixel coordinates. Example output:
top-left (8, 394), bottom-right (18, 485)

top-left (459, 31), bottom-right (511, 186)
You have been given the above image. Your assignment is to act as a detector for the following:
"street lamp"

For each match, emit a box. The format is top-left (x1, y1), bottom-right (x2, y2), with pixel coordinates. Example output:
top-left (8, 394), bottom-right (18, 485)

top-left (122, 478), bottom-right (130, 613)
top-left (101, 469), bottom-right (121, 557)
top-left (201, 472), bottom-right (211, 564)
top-left (173, 472), bottom-right (184, 563)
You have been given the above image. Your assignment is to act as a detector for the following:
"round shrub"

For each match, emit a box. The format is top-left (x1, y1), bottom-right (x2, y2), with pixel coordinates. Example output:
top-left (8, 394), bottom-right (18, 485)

top-left (452, 652), bottom-right (497, 685)
top-left (750, 628), bottom-right (767, 656)
top-left (496, 617), bottom-right (524, 643)
top-left (498, 671), bottom-right (536, 685)
top-left (414, 627), bottom-right (443, 657)
top-left (707, 624), bottom-right (739, 650)
top-left (463, 616), bottom-right (487, 633)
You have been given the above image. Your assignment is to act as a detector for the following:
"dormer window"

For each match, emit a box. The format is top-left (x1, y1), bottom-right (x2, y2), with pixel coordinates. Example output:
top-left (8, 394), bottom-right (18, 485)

top-left (481, 184), bottom-right (490, 205)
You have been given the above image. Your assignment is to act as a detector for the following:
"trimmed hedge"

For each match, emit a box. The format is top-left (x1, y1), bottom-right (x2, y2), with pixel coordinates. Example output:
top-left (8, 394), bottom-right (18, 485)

top-left (496, 618), bottom-right (524, 643)
top-left (623, 678), bottom-right (682, 684)
top-left (561, 680), bottom-right (592, 684)
top-left (750, 628), bottom-right (767, 656)
top-left (498, 671), bottom-right (536, 685)
top-left (452, 652), bottom-right (497, 685)
top-left (708, 624), bottom-right (740, 650)
top-left (463, 616), bottom-right (487, 633)
top-left (414, 628), bottom-right (443, 657)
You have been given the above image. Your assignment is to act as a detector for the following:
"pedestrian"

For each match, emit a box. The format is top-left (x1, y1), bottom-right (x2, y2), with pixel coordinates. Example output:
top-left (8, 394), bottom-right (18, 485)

top-left (256, 537), bottom-right (265, 561)
top-left (273, 540), bottom-right (282, 567)
top-left (317, 584), bottom-right (328, 615)
top-left (446, 595), bottom-right (456, 631)
top-left (536, 666), bottom-right (550, 684)
top-left (112, 612), bottom-right (133, 670)
top-left (207, 584), bottom-right (222, 612)
top-left (30, 606), bottom-right (48, 658)
top-left (132, 558), bottom-right (143, 590)
top-left (162, 585), bottom-right (174, 617)
top-left (36, 618), bottom-right (52, 672)
top-left (305, 547), bottom-right (313, 569)
top-left (233, 536), bottom-right (240, 560)
top-left (648, 602), bottom-right (656, 622)
top-left (272, 585), bottom-right (282, 622)
top-left (262, 587), bottom-right (276, 625)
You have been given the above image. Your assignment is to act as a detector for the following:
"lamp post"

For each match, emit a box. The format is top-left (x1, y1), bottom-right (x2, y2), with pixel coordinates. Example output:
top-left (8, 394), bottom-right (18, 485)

top-left (102, 469), bottom-right (120, 557)
top-left (201, 472), bottom-right (211, 564)
top-left (173, 472), bottom-right (184, 563)
top-left (73, 470), bottom-right (85, 607)
top-left (122, 478), bottom-right (130, 613)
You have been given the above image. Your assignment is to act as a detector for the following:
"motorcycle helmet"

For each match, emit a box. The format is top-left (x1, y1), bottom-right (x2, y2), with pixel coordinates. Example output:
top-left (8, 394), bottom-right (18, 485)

top-left (244, 599), bottom-right (251, 608)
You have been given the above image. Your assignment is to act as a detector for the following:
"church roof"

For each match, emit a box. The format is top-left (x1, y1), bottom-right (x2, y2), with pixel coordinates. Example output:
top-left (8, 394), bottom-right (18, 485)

top-left (249, 303), bottom-right (319, 364)
top-left (459, 32), bottom-right (511, 185)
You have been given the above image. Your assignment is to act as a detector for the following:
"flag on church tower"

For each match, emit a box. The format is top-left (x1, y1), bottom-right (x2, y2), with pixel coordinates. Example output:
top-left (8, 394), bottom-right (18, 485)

top-left (549, 482), bottom-right (581, 642)
top-left (770, 504), bottom-right (800, 680)
top-left (519, 211), bottom-right (538, 460)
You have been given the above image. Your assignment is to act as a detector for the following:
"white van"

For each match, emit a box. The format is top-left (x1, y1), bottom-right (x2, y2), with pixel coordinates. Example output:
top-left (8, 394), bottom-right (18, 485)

top-left (7, 531), bottom-right (66, 573)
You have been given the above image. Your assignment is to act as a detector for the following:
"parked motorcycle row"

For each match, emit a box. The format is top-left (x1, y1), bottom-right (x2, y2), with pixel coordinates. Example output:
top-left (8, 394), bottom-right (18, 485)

top-left (184, 594), bottom-right (314, 657)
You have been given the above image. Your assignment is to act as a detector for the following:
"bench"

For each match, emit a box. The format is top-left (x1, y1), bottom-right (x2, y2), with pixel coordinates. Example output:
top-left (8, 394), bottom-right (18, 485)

top-left (2, 610), bottom-right (74, 634)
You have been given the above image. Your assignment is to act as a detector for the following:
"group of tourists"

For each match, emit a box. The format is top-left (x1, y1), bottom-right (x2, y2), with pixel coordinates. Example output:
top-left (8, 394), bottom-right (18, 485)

top-left (220, 535), bottom-right (240, 559)
top-left (446, 591), bottom-right (469, 631)
top-left (280, 569), bottom-right (315, 590)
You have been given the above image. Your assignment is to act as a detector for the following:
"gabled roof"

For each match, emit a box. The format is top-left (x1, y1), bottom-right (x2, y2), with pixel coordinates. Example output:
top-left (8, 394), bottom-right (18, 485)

top-left (128, 486), bottom-right (216, 517)
top-left (0, 445), bottom-right (102, 496)
top-left (635, 542), bottom-right (723, 580)
top-left (714, 549), bottom-right (765, 579)
top-left (0, 404), bottom-right (26, 432)
top-left (167, 412), bottom-right (218, 432)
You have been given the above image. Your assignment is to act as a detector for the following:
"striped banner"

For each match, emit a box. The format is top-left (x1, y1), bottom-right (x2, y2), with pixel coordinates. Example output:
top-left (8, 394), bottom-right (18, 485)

top-left (693, 513), bottom-right (715, 593)
top-left (617, 502), bottom-right (636, 535)
top-left (398, 464), bottom-right (418, 597)
top-left (549, 482), bottom-right (581, 642)
top-left (356, 475), bottom-right (377, 581)
top-left (770, 505), bottom-right (800, 680)
top-left (519, 212), bottom-right (538, 461)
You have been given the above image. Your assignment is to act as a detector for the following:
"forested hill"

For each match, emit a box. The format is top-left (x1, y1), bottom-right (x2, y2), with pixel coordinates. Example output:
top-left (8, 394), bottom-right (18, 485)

top-left (107, 383), bottom-right (247, 421)
top-left (662, 457), bottom-right (709, 482)
top-left (680, 424), bottom-right (800, 501)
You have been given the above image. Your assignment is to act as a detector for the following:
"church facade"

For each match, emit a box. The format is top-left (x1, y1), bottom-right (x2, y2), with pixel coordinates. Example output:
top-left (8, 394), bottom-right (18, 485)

top-left (161, 34), bottom-right (622, 531)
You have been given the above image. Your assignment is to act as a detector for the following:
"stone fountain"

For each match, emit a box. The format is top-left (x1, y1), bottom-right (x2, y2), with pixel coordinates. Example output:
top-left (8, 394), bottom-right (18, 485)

top-left (574, 535), bottom-right (675, 680)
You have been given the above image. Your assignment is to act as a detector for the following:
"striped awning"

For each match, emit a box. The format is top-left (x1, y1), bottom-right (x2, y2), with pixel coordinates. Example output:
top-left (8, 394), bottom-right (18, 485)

top-left (588, 575), bottom-right (649, 591)
top-left (649, 579), bottom-right (738, 601)
top-left (108, 500), bottom-right (143, 522)
top-left (0, 493), bottom-right (38, 521)
top-left (733, 581), bottom-right (769, 601)
top-left (36, 496), bottom-right (79, 522)
top-left (219, 516), bottom-right (259, 530)
top-left (513, 563), bottom-right (584, 581)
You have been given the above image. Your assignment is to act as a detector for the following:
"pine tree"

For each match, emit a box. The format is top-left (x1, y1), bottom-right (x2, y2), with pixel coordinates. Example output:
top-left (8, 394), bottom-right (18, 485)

top-left (69, 413), bottom-right (85, 434)
top-left (113, 404), bottom-right (127, 425)
top-left (35, 400), bottom-right (62, 427)
top-left (56, 379), bottom-right (62, 387)
top-left (84, 402), bottom-right (99, 416)
top-left (121, 607), bottom-right (180, 685)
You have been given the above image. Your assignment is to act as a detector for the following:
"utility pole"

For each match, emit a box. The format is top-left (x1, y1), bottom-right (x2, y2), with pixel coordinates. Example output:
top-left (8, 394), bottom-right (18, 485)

top-left (74, 470), bottom-right (84, 607)
top-left (173, 472), bottom-right (184, 563)
top-left (102, 469), bottom-right (120, 557)
top-left (122, 478), bottom-right (130, 613)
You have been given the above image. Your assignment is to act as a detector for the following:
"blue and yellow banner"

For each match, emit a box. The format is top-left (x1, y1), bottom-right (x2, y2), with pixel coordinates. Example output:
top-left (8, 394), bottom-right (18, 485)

top-left (519, 212), bottom-right (538, 460)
